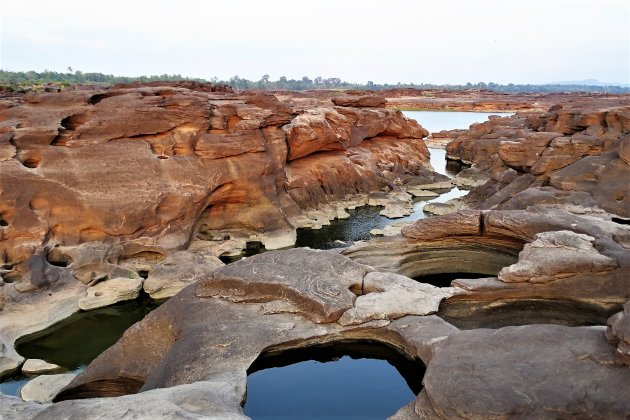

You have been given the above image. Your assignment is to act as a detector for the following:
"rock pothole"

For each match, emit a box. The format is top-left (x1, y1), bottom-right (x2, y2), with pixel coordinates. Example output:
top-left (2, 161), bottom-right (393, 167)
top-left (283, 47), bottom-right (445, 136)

top-left (244, 340), bottom-right (424, 418)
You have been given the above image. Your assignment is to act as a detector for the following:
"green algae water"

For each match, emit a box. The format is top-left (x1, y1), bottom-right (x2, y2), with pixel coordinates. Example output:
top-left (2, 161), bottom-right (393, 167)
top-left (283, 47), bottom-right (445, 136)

top-left (15, 300), bottom-right (158, 369)
top-left (0, 300), bottom-right (158, 397)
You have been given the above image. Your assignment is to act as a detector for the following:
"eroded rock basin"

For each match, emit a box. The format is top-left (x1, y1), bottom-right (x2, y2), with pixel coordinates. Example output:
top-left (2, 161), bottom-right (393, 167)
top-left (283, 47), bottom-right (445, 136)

top-left (438, 299), bottom-right (621, 330)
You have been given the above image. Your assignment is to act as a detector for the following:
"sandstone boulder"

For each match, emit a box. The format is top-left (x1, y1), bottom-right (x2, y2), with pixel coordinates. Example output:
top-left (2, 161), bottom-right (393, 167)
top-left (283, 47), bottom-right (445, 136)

top-left (332, 95), bottom-right (387, 108)
top-left (143, 251), bottom-right (224, 300)
top-left (498, 230), bottom-right (618, 284)
top-left (416, 325), bottom-right (630, 418)
top-left (78, 277), bottom-right (143, 311)
top-left (21, 359), bottom-right (62, 375)
top-left (338, 271), bottom-right (454, 326)
top-left (197, 248), bottom-right (370, 323)
top-left (20, 373), bottom-right (76, 403)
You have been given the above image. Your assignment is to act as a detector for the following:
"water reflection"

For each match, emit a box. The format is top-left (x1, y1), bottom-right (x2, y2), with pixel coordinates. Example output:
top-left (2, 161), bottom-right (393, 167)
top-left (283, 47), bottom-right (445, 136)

top-left (244, 341), bottom-right (423, 419)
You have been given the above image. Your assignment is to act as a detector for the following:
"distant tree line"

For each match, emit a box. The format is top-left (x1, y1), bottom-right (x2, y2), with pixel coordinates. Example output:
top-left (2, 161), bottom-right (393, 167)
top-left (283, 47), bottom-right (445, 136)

top-left (1, 69), bottom-right (628, 94)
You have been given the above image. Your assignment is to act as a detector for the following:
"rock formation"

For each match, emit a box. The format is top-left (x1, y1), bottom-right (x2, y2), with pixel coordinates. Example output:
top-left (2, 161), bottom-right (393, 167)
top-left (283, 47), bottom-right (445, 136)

top-left (1, 86), bottom-right (629, 418)
top-left (2, 249), bottom-right (628, 419)
top-left (444, 99), bottom-right (630, 217)
top-left (0, 84), bottom-right (436, 381)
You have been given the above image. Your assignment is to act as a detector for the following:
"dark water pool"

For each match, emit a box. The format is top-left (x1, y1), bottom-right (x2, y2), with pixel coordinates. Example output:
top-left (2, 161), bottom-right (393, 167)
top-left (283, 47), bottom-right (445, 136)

top-left (244, 341), bottom-right (423, 419)
top-left (0, 299), bottom-right (160, 397)
top-left (295, 205), bottom-right (394, 249)
top-left (15, 299), bottom-right (159, 370)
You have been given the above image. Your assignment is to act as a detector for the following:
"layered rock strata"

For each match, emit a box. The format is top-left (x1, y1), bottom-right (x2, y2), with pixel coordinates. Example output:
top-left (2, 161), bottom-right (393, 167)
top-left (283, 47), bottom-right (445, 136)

top-left (443, 99), bottom-right (630, 217)
top-left (0, 85), bottom-right (435, 378)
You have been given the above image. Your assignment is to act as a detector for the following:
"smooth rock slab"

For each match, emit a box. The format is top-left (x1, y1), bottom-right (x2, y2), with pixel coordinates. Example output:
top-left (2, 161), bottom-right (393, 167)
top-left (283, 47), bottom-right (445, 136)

top-left (405, 186), bottom-right (439, 198)
top-left (422, 199), bottom-right (469, 215)
top-left (197, 248), bottom-right (370, 323)
top-left (78, 277), bottom-right (143, 310)
top-left (607, 301), bottom-right (630, 365)
top-left (22, 359), bottom-right (62, 375)
top-left (20, 373), bottom-right (77, 403)
top-left (0, 337), bottom-right (24, 379)
top-left (143, 251), bottom-right (224, 300)
top-left (419, 325), bottom-right (630, 418)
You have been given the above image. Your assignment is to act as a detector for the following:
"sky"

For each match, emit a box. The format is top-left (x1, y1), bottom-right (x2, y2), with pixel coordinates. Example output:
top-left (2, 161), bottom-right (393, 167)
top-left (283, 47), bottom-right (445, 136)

top-left (1, 0), bottom-right (629, 85)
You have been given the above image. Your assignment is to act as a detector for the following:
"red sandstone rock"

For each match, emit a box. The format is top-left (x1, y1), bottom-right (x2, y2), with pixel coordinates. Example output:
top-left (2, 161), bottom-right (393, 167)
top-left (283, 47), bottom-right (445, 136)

top-left (444, 100), bottom-right (630, 217)
top-left (331, 94), bottom-right (386, 108)
top-left (0, 83), bottom-right (431, 293)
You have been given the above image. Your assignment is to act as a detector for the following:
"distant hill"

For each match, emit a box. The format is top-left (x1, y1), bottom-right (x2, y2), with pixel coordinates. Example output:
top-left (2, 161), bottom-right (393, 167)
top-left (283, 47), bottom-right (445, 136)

top-left (554, 79), bottom-right (630, 88)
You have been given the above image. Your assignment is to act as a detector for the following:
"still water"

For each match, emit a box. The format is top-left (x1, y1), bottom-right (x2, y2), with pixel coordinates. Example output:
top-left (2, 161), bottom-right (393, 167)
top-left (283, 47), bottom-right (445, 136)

top-left (403, 110), bottom-right (513, 133)
top-left (244, 341), bottom-right (423, 419)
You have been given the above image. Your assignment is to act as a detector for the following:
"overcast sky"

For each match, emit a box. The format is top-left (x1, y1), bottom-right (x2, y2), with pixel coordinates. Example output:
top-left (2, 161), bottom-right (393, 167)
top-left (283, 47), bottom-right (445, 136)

top-left (1, 0), bottom-right (628, 85)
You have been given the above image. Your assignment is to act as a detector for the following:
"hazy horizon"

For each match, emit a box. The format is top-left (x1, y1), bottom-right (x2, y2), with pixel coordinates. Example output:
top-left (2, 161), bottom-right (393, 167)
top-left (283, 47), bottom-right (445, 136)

top-left (1, 0), bottom-right (628, 86)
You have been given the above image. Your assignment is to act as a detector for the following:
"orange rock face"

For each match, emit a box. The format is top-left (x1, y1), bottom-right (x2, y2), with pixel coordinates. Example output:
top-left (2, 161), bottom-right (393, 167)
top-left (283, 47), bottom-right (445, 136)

top-left (0, 84), bottom-right (432, 288)
top-left (444, 98), bottom-right (630, 217)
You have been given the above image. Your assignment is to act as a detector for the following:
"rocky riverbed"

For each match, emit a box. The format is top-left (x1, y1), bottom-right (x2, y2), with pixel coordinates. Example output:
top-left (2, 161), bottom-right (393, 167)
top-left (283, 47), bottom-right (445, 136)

top-left (1, 85), bottom-right (629, 418)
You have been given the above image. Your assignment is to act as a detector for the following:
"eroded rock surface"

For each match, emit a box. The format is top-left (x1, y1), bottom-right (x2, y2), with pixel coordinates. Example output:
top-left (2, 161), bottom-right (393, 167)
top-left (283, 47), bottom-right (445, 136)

top-left (78, 277), bottom-right (143, 310)
top-left (2, 87), bottom-right (630, 418)
top-left (445, 99), bottom-right (630, 217)
top-left (415, 325), bottom-right (630, 419)
top-left (498, 230), bottom-right (617, 284)
top-left (345, 206), bottom-right (630, 305)
top-left (39, 249), bottom-right (456, 416)
top-left (1, 248), bottom-right (625, 419)
top-left (0, 83), bottom-right (435, 379)
top-left (607, 302), bottom-right (630, 365)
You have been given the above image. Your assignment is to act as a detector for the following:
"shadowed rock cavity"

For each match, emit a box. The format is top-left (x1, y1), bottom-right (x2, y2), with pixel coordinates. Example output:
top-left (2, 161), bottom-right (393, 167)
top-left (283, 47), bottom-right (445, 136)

top-left (438, 299), bottom-right (621, 330)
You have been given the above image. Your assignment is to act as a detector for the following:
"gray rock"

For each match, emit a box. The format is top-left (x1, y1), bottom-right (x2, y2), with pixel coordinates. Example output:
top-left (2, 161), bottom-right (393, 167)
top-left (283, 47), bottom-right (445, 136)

top-left (499, 230), bottom-right (617, 283)
top-left (55, 249), bottom-right (457, 404)
top-left (338, 272), bottom-right (455, 326)
top-left (143, 251), bottom-right (224, 300)
top-left (35, 377), bottom-right (247, 419)
top-left (197, 248), bottom-right (371, 323)
top-left (0, 394), bottom-right (47, 419)
top-left (420, 325), bottom-right (630, 418)
top-left (78, 277), bottom-right (143, 310)
top-left (21, 359), bottom-right (62, 375)
top-left (20, 373), bottom-right (77, 403)
top-left (0, 337), bottom-right (24, 379)
top-left (607, 301), bottom-right (630, 365)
